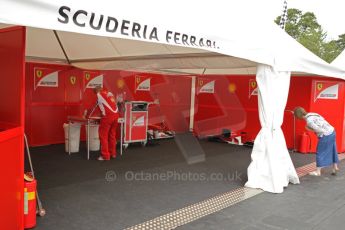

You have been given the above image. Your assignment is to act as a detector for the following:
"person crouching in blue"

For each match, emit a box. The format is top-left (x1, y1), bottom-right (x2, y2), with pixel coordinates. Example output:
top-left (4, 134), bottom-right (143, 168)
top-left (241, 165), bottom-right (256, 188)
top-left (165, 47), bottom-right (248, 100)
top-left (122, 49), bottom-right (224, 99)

top-left (294, 107), bottom-right (339, 176)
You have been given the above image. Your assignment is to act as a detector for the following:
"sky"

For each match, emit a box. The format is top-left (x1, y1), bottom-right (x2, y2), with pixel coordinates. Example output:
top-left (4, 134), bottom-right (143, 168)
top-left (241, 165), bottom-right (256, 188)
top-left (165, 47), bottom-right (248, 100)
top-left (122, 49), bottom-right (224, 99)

top-left (268, 0), bottom-right (345, 40)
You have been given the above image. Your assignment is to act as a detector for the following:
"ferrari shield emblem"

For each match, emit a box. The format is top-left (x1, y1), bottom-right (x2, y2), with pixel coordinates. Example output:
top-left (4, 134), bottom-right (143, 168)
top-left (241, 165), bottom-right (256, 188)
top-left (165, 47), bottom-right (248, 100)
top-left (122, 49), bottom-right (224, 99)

top-left (70, 76), bottom-right (76, 85)
top-left (317, 83), bottom-right (323, 91)
top-left (85, 72), bottom-right (90, 80)
top-left (36, 70), bottom-right (43, 78)
top-left (199, 80), bottom-right (203, 86)
top-left (251, 81), bottom-right (256, 88)
top-left (136, 76), bottom-right (141, 83)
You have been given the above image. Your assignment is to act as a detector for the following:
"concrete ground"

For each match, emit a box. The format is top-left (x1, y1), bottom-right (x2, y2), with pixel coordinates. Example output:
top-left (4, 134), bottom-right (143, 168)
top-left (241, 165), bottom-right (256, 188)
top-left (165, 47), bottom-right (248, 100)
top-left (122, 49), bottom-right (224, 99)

top-left (27, 138), bottom-right (344, 230)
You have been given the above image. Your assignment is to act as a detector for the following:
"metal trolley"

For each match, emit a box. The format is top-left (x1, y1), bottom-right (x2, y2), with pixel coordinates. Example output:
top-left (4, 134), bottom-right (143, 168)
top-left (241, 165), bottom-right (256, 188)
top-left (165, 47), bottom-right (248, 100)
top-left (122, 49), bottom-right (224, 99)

top-left (123, 101), bottom-right (149, 148)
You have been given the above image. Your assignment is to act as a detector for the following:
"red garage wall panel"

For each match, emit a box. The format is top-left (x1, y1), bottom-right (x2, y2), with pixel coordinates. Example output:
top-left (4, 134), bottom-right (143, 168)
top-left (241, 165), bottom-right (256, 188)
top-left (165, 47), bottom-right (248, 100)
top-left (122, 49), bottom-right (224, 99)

top-left (0, 26), bottom-right (25, 230)
top-left (25, 63), bottom-right (74, 146)
top-left (284, 77), bottom-right (314, 150)
top-left (82, 70), bottom-right (192, 132)
top-left (309, 78), bottom-right (345, 153)
top-left (26, 66), bottom-right (192, 146)
top-left (193, 75), bottom-right (345, 153)
top-left (283, 76), bottom-right (345, 153)
top-left (101, 71), bottom-right (192, 132)
top-left (25, 62), bottom-right (345, 153)
top-left (194, 75), bottom-right (259, 142)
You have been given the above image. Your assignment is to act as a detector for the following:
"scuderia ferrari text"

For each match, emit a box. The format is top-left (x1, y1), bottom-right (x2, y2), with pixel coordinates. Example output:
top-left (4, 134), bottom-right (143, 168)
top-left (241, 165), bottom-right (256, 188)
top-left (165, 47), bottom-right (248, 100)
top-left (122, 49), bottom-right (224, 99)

top-left (57, 6), bottom-right (219, 49)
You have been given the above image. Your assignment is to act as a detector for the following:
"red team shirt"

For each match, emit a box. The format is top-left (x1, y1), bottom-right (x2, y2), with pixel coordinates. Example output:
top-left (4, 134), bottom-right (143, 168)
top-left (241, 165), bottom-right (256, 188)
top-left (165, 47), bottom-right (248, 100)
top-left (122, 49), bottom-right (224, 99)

top-left (97, 89), bottom-right (118, 118)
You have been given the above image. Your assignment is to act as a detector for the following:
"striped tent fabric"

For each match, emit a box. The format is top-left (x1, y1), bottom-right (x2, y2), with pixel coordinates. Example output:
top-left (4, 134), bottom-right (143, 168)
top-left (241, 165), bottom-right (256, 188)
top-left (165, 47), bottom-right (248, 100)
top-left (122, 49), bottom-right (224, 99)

top-left (279, 0), bottom-right (288, 29)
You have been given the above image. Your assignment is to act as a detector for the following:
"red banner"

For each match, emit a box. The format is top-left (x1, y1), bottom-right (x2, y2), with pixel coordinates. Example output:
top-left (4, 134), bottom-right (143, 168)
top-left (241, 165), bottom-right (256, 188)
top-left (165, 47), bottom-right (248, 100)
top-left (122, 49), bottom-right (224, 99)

top-left (314, 81), bottom-right (339, 101)
top-left (135, 75), bottom-right (151, 92)
top-left (84, 71), bottom-right (103, 90)
top-left (197, 78), bottom-right (215, 94)
top-left (34, 67), bottom-right (59, 90)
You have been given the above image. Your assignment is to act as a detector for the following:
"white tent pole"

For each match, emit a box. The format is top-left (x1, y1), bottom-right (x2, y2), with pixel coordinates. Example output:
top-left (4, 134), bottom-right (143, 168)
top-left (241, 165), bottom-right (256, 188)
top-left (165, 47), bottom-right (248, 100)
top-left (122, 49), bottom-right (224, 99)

top-left (189, 76), bottom-right (196, 132)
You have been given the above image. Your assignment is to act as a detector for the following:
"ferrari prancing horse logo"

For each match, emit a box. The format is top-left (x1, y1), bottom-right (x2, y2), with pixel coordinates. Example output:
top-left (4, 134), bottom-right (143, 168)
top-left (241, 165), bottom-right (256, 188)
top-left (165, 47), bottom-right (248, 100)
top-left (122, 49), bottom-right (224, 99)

top-left (317, 83), bottom-right (323, 91)
top-left (136, 76), bottom-right (141, 83)
top-left (85, 73), bottom-right (90, 80)
top-left (36, 70), bottom-right (43, 78)
top-left (250, 81), bottom-right (256, 88)
top-left (70, 76), bottom-right (76, 85)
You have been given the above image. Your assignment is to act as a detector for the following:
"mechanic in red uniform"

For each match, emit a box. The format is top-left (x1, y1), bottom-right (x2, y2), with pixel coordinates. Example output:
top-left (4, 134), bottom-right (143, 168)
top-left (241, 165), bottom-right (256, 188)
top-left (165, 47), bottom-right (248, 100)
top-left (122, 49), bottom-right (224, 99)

top-left (94, 86), bottom-right (119, 161)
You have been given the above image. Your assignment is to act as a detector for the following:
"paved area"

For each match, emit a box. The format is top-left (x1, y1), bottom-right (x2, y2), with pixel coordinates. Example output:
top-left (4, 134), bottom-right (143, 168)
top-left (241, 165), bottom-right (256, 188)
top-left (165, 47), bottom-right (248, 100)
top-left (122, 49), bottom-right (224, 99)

top-left (179, 160), bottom-right (345, 230)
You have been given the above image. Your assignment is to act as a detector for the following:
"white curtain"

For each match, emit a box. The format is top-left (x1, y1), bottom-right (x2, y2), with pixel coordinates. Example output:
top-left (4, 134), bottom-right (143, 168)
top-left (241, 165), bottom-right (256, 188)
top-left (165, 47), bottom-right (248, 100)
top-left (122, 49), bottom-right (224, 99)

top-left (245, 64), bottom-right (300, 193)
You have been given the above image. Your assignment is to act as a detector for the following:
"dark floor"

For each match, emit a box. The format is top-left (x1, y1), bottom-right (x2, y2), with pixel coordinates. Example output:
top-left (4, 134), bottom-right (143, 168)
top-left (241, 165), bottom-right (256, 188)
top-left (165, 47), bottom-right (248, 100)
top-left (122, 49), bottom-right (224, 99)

top-left (179, 159), bottom-right (345, 230)
top-left (28, 138), bottom-right (315, 230)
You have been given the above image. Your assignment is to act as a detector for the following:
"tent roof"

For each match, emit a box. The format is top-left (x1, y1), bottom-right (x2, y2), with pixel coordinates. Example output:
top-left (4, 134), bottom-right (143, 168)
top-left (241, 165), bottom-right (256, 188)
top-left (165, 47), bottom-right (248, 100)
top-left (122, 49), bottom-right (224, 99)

top-left (0, 24), bottom-right (328, 76)
top-left (1, 24), bottom-right (258, 74)
top-left (332, 51), bottom-right (345, 69)
top-left (1, 0), bottom-right (345, 78)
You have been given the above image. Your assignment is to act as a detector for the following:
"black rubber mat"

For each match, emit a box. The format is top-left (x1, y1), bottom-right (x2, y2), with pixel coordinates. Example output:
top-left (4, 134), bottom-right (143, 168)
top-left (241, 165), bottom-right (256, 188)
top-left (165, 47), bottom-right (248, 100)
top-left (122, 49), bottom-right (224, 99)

top-left (28, 139), bottom-right (315, 230)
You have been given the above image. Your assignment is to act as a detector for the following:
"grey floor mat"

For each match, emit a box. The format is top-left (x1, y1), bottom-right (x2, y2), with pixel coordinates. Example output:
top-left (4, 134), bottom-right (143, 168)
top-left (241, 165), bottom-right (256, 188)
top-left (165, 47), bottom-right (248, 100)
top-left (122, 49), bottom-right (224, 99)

top-left (28, 139), bottom-right (314, 230)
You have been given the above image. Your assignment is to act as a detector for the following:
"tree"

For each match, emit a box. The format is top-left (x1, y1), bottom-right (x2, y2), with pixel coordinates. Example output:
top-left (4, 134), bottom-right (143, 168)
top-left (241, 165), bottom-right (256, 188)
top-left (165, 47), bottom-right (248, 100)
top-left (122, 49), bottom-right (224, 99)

top-left (336, 34), bottom-right (345, 51)
top-left (323, 40), bottom-right (341, 63)
top-left (298, 30), bottom-right (324, 58)
top-left (275, 8), bottom-right (344, 63)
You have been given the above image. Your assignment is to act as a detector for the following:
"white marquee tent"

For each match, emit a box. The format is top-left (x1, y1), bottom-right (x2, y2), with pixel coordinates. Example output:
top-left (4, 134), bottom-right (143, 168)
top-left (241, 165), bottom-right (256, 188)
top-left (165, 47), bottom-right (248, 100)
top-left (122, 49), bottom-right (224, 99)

top-left (1, 0), bottom-right (345, 193)
top-left (332, 50), bottom-right (345, 69)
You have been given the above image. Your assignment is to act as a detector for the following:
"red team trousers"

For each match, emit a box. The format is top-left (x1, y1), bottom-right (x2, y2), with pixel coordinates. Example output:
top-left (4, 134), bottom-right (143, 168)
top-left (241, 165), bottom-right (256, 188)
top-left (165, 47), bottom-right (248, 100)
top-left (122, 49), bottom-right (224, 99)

top-left (99, 114), bottom-right (119, 160)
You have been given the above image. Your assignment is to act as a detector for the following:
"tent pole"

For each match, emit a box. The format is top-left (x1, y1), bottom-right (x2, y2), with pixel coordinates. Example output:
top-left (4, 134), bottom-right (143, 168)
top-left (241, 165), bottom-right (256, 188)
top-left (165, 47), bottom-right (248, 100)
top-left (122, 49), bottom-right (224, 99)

top-left (189, 76), bottom-right (196, 132)
top-left (53, 30), bottom-right (71, 64)
top-left (189, 68), bottom-right (206, 132)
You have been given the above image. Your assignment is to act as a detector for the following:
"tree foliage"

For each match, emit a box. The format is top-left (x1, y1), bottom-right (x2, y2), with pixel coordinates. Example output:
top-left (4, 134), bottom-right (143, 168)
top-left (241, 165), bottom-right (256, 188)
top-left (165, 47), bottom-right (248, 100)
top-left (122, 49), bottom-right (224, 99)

top-left (275, 8), bottom-right (345, 63)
